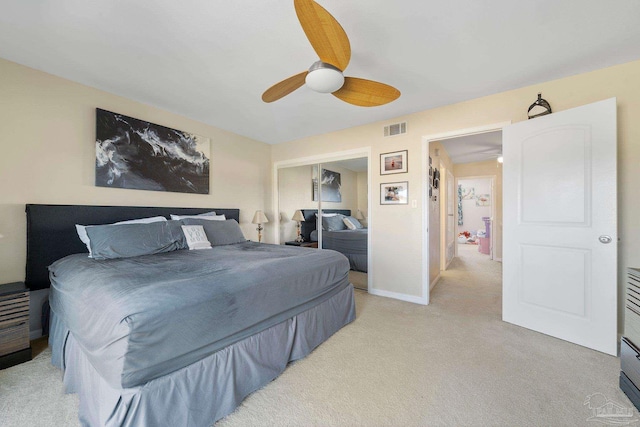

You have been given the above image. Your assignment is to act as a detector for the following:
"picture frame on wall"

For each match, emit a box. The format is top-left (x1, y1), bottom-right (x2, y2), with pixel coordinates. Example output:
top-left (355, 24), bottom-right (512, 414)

top-left (433, 168), bottom-right (440, 189)
top-left (95, 108), bottom-right (210, 194)
top-left (380, 150), bottom-right (408, 175)
top-left (380, 181), bottom-right (409, 205)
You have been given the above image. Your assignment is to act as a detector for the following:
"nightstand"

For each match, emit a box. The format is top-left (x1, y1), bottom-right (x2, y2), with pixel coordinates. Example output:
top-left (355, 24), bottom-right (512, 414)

top-left (285, 241), bottom-right (318, 248)
top-left (0, 282), bottom-right (32, 369)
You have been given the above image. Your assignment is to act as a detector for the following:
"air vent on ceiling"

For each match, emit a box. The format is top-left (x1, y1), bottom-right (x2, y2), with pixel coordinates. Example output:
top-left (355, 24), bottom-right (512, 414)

top-left (384, 122), bottom-right (407, 137)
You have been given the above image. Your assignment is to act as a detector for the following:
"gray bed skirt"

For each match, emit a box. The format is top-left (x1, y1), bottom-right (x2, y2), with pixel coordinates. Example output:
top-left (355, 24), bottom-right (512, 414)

top-left (50, 284), bottom-right (356, 427)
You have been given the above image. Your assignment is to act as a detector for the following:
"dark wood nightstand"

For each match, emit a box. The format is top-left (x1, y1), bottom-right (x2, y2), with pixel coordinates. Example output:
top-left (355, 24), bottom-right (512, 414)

top-left (0, 282), bottom-right (32, 369)
top-left (285, 241), bottom-right (318, 248)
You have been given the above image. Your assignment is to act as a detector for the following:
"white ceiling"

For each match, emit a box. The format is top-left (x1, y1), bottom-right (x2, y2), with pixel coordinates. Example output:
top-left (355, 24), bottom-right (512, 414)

top-left (438, 131), bottom-right (502, 165)
top-left (1, 1), bottom-right (639, 145)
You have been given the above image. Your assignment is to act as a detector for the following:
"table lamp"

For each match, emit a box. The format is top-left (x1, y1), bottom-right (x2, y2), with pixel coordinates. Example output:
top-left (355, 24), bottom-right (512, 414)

top-left (292, 210), bottom-right (305, 243)
top-left (251, 210), bottom-right (269, 243)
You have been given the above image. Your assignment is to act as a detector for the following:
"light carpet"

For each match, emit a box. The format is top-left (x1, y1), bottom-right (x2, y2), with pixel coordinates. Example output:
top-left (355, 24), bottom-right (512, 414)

top-left (1, 245), bottom-right (635, 426)
top-left (349, 270), bottom-right (367, 291)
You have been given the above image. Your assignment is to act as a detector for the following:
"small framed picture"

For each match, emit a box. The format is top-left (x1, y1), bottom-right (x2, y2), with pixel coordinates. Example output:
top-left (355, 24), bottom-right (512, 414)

top-left (380, 181), bottom-right (409, 205)
top-left (380, 150), bottom-right (408, 175)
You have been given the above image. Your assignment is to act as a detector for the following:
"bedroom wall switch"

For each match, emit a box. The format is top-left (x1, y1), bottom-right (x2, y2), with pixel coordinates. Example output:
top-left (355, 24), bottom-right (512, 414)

top-left (411, 200), bottom-right (417, 208)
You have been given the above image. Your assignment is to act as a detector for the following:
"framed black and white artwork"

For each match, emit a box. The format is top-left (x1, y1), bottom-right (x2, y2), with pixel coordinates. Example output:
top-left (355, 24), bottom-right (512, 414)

top-left (380, 150), bottom-right (408, 175)
top-left (312, 167), bottom-right (342, 202)
top-left (95, 109), bottom-right (210, 194)
top-left (380, 181), bottom-right (408, 205)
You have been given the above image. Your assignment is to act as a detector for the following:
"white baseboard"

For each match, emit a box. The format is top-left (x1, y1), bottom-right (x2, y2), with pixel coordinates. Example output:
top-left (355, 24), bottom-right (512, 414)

top-left (29, 329), bottom-right (43, 340)
top-left (445, 257), bottom-right (453, 270)
top-left (368, 288), bottom-right (428, 305)
top-left (430, 274), bottom-right (441, 290)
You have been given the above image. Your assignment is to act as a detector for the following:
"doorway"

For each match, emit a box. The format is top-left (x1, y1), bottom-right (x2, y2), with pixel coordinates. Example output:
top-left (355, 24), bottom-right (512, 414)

top-left (428, 129), bottom-right (503, 288)
top-left (422, 122), bottom-right (509, 302)
top-left (456, 176), bottom-right (495, 259)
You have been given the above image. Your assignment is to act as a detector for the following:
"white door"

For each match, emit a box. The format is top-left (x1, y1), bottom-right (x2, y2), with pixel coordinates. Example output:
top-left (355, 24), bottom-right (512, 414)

top-left (503, 98), bottom-right (617, 356)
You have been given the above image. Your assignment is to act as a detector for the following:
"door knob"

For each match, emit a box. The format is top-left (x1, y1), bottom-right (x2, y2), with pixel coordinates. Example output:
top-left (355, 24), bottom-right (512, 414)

top-left (599, 235), bottom-right (612, 244)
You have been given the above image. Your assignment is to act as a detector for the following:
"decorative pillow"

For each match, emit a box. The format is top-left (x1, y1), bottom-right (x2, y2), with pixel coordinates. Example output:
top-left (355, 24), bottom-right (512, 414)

top-left (343, 216), bottom-right (363, 230)
top-left (76, 215), bottom-right (168, 257)
top-left (170, 212), bottom-right (224, 221)
top-left (181, 218), bottom-right (246, 246)
top-left (85, 220), bottom-right (187, 260)
top-left (322, 214), bottom-right (347, 231)
top-left (315, 212), bottom-right (338, 217)
top-left (181, 225), bottom-right (212, 250)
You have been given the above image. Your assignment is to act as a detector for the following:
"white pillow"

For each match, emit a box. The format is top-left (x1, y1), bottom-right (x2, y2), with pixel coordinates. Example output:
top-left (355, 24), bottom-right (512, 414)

top-left (76, 216), bottom-right (168, 257)
top-left (343, 216), bottom-right (363, 230)
top-left (170, 213), bottom-right (225, 221)
top-left (315, 213), bottom-right (338, 217)
top-left (181, 225), bottom-right (212, 250)
top-left (343, 217), bottom-right (357, 230)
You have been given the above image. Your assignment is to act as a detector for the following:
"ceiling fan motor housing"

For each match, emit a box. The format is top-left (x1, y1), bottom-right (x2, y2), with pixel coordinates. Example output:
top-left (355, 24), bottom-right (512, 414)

top-left (305, 61), bottom-right (344, 93)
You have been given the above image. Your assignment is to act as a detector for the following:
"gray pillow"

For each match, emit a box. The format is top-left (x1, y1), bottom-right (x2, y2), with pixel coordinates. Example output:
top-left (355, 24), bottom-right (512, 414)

top-left (181, 218), bottom-right (246, 246)
top-left (85, 220), bottom-right (187, 260)
top-left (322, 214), bottom-right (347, 231)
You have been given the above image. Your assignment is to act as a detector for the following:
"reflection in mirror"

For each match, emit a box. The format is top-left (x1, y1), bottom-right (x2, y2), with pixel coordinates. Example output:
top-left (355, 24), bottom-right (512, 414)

top-left (277, 156), bottom-right (369, 291)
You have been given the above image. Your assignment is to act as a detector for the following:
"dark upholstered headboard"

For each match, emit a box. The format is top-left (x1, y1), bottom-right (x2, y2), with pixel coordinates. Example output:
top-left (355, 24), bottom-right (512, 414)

top-left (300, 209), bottom-right (351, 242)
top-left (25, 204), bottom-right (240, 290)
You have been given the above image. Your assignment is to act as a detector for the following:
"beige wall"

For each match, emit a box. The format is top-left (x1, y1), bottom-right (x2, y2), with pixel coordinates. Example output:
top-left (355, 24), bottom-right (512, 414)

top-left (454, 160), bottom-right (504, 260)
top-left (278, 165), bottom-right (317, 242)
top-left (0, 58), bottom-right (273, 288)
top-left (272, 59), bottom-right (640, 321)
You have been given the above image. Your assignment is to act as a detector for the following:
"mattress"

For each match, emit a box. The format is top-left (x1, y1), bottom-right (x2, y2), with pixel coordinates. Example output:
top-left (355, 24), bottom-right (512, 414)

top-left (48, 242), bottom-right (350, 389)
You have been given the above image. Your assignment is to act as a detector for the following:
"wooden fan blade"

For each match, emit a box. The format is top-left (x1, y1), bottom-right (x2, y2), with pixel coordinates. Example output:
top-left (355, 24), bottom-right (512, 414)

top-left (262, 71), bottom-right (308, 103)
top-left (294, 0), bottom-right (351, 71)
top-left (332, 77), bottom-right (400, 107)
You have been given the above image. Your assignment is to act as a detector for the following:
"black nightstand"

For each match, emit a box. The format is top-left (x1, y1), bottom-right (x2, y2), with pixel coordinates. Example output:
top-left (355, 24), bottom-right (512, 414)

top-left (285, 241), bottom-right (318, 248)
top-left (0, 282), bottom-right (32, 369)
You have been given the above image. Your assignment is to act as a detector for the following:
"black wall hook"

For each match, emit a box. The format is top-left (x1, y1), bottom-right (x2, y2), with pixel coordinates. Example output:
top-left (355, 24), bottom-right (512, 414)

top-left (527, 93), bottom-right (552, 119)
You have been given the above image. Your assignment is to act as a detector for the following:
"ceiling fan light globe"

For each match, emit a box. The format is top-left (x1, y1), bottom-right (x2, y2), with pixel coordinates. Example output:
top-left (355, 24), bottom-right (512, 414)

top-left (305, 68), bottom-right (344, 93)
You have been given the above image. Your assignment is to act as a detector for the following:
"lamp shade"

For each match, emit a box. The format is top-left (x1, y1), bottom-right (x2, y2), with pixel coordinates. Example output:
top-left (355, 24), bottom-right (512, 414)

top-left (355, 210), bottom-right (365, 220)
top-left (292, 210), bottom-right (305, 222)
top-left (252, 210), bottom-right (269, 224)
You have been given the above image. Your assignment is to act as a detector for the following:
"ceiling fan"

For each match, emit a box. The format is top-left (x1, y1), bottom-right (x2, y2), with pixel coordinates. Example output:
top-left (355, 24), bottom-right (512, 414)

top-left (262, 0), bottom-right (400, 107)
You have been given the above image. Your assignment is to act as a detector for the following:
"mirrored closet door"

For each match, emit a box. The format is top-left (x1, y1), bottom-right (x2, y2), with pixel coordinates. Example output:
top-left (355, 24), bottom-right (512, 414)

top-left (277, 157), bottom-right (369, 291)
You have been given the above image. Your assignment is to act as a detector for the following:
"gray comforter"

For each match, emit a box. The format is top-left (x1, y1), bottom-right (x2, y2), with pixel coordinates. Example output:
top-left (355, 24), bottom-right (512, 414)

top-left (311, 228), bottom-right (368, 272)
top-left (48, 242), bottom-right (350, 389)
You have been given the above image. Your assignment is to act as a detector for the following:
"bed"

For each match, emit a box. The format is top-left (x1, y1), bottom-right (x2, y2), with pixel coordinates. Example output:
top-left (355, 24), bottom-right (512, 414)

top-left (26, 204), bottom-right (355, 427)
top-left (301, 209), bottom-right (368, 273)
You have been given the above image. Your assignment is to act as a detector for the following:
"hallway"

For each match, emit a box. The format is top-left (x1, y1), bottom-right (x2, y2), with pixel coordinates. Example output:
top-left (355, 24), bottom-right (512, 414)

top-left (433, 243), bottom-right (502, 317)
